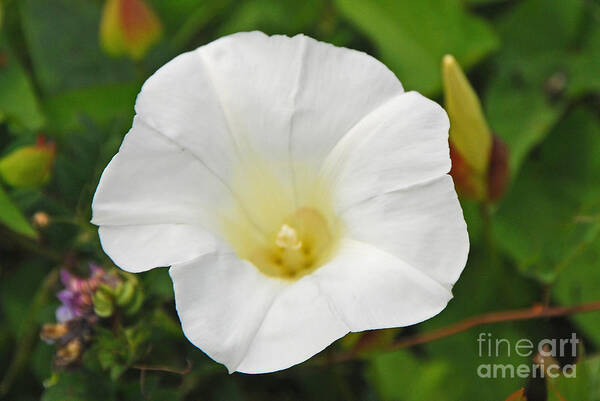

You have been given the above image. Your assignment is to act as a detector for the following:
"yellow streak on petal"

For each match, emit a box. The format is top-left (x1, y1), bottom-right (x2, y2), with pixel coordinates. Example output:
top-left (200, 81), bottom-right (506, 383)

top-left (220, 158), bottom-right (342, 281)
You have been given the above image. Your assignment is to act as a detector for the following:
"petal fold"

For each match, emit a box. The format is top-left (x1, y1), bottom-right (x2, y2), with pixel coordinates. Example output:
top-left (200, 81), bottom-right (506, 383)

top-left (322, 91), bottom-right (451, 210)
top-left (312, 239), bottom-right (453, 331)
top-left (342, 175), bottom-right (469, 289)
top-left (170, 251), bottom-right (283, 372)
top-left (170, 238), bottom-right (454, 373)
top-left (198, 32), bottom-right (404, 175)
top-left (99, 224), bottom-right (216, 273)
top-left (170, 250), bottom-right (348, 374)
top-left (92, 117), bottom-right (231, 271)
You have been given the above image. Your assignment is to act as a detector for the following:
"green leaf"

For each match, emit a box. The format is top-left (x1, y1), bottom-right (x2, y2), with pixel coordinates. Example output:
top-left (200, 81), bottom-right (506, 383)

top-left (20, 0), bottom-right (135, 97)
top-left (218, 0), bottom-right (324, 37)
top-left (92, 327), bottom-right (129, 373)
top-left (43, 82), bottom-right (139, 132)
top-left (567, 4), bottom-right (600, 98)
top-left (0, 183), bottom-right (37, 238)
top-left (484, 0), bottom-right (586, 174)
top-left (0, 263), bottom-right (43, 336)
top-left (147, 0), bottom-right (232, 50)
top-left (52, 117), bottom-right (122, 214)
top-left (118, 374), bottom-right (183, 401)
top-left (553, 239), bottom-right (600, 346)
top-left (465, 0), bottom-right (504, 4)
top-left (41, 372), bottom-right (114, 401)
top-left (494, 108), bottom-right (600, 282)
top-left (0, 37), bottom-right (45, 131)
top-left (334, 0), bottom-right (498, 95)
top-left (367, 350), bottom-right (452, 401)
top-left (30, 341), bottom-right (54, 383)
top-left (547, 356), bottom-right (600, 401)
top-left (141, 268), bottom-right (174, 301)
top-left (367, 350), bottom-right (453, 401)
top-left (485, 65), bottom-right (565, 176)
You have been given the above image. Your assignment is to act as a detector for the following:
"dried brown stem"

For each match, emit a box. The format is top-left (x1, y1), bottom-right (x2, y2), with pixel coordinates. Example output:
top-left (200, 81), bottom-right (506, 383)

top-left (133, 359), bottom-right (192, 375)
top-left (331, 300), bottom-right (600, 363)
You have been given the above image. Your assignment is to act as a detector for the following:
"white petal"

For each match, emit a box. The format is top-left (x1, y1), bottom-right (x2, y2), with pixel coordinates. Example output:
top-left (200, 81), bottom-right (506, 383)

top-left (169, 252), bottom-right (284, 372)
top-left (92, 117), bottom-right (231, 270)
top-left (234, 276), bottom-right (348, 374)
top-left (98, 225), bottom-right (216, 273)
top-left (321, 91), bottom-right (451, 210)
top-left (92, 117), bottom-right (232, 226)
top-left (170, 251), bottom-right (348, 374)
top-left (198, 32), bottom-right (403, 173)
top-left (134, 46), bottom-right (238, 183)
top-left (170, 238), bottom-right (452, 373)
top-left (312, 239), bottom-right (453, 331)
top-left (342, 176), bottom-right (469, 289)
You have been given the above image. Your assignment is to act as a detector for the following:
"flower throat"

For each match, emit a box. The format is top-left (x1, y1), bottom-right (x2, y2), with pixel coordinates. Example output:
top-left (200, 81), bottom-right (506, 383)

top-left (220, 160), bottom-right (342, 280)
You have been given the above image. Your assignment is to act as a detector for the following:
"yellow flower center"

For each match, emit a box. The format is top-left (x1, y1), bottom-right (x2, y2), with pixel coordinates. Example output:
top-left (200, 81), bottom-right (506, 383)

top-left (248, 208), bottom-right (335, 279)
top-left (220, 159), bottom-right (342, 280)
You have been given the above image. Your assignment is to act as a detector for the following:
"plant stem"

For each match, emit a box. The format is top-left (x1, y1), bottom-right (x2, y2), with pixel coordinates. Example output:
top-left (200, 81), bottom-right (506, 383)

top-left (2, 226), bottom-right (63, 263)
top-left (480, 201), bottom-right (495, 260)
top-left (327, 300), bottom-right (600, 364)
top-left (132, 359), bottom-right (192, 375)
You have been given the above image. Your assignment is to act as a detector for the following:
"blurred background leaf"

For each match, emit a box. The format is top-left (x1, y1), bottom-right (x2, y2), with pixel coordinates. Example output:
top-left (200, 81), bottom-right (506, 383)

top-left (20, 0), bottom-right (136, 96)
top-left (0, 36), bottom-right (44, 131)
top-left (335, 0), bottom-right (499, 95)
top-left (484, 0), bottom-right (599, 175)
top-left (1, 0), bottom-right (600, 400)
top-left (0, 183), bottom-right (37, 238)
top-left (494, 108), bottom-right (600, 283)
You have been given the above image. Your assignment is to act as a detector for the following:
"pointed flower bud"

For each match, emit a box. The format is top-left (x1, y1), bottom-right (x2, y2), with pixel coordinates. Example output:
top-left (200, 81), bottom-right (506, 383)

top-left (443, 54), bottom-right (492, 175)
top-left (0, 136), bottom-right (55, 188)
top-left (443, 55), bottom-right (509, 202)
top-left (100, 0), bottom-right (162, 60)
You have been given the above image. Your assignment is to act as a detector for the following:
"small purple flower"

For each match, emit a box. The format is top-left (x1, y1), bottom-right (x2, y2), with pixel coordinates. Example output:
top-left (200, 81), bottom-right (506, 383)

top-left (55, 263), bottom-right (120, 323)
top-left (55, 305), bottom-right (74, 323)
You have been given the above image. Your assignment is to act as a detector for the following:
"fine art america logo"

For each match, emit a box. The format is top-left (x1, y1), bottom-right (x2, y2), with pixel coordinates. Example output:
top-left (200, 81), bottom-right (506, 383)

top-left (477, 332), bottom-right (579, 379)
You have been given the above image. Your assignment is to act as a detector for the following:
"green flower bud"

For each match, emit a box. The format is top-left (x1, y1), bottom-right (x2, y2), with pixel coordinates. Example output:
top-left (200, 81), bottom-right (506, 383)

top-left (92, 289), bottom-right (114, 318)
top-left (115, 281), bottom-right (136, 306)
top-left (100, 0), bottom-right (162, 60)
top-left (124, 288), bottom-right (144, 316)
top-left (0, 138), bottom-right (55, 188)
top-left (443, 55), bottom-right (510, 203)
top-left (443, 54), bottom-right (492, 176)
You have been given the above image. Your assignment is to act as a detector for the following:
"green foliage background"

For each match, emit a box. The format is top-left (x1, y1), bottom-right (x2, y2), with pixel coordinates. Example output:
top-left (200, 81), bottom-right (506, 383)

top-left (0, 0), bottom-right (599, 400)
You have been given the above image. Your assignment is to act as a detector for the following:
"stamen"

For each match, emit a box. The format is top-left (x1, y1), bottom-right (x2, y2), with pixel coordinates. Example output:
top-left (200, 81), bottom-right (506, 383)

top-left (245, 208), bottom-right (339, 280)
top-left (275, 224), bottom-right (303, 250)
top-left (220, 161), bottom-right (342, 280)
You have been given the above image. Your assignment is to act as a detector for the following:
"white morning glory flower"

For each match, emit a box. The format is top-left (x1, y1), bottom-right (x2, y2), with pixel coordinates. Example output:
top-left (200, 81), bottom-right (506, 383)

top-left (92, 32), bottom-right (469, 374)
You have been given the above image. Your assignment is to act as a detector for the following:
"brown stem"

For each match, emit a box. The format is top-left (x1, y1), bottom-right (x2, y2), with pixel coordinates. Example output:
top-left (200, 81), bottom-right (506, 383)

top-left (8, 232), bottom-right (63, 263)
top-left (330, 300), bottom-right (600, 363)
top-left (547, 377), bottom-right (569, 401)
top-left (132, 359), bottom-right (192, 375)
